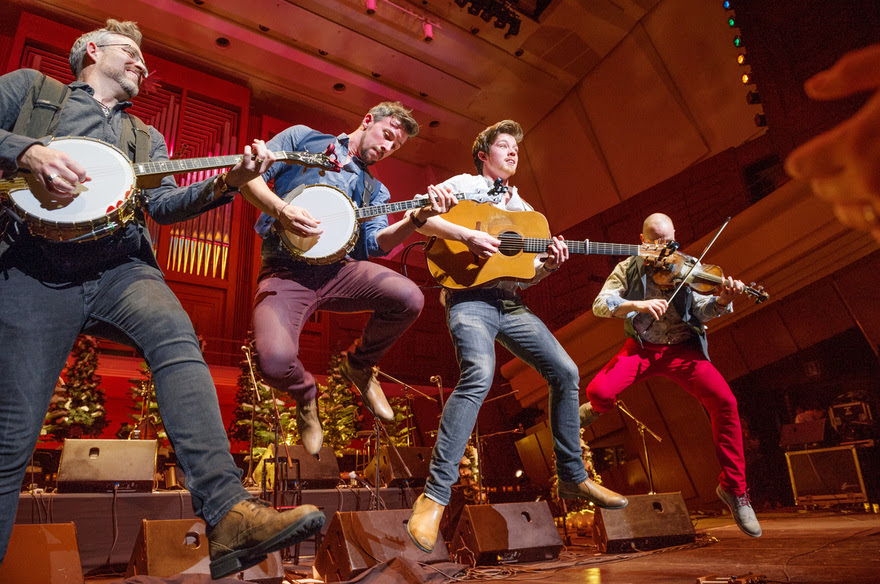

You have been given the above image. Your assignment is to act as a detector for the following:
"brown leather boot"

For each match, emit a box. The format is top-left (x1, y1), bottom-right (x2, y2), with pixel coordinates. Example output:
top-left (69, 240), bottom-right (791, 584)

top-left (558, 478), bottom-right (628, 509)
top-left (406, 494), bottom-right (445, 553)
top-left (340, 355), bottom-right (393, 422)
top-left (297, 398), bottom-right (324, 455)
top-left (580, 402), bottom-right (599, 428)
top-left (208, 497), bottom-right (325, 579)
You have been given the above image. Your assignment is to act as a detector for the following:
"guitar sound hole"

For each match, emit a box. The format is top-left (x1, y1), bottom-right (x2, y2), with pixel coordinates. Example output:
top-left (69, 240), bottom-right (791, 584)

top-left (498, 231), bottom-right (522, 257)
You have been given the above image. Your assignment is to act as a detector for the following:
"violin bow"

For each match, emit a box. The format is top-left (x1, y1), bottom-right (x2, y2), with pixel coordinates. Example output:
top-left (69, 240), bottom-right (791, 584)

top-left (665, 216), bottom-right (732, 306)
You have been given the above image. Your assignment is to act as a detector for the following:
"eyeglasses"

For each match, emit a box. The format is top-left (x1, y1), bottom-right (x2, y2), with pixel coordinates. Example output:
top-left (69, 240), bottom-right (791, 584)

top-left (97, 43), bottom-right (147, 70)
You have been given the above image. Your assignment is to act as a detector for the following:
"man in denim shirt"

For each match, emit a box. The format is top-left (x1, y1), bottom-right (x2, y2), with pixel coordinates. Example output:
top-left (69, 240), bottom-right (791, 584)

top-left (239, 103), bottom-right (456, 454)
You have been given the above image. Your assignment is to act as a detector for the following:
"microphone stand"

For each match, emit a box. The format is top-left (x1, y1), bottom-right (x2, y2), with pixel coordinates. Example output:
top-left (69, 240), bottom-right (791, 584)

top-left (240, 346), bottom-right (261, 488)
top-left (374, 368), bottom-right (440, 447)
top-left (616, 400), bottom-right (662, 494)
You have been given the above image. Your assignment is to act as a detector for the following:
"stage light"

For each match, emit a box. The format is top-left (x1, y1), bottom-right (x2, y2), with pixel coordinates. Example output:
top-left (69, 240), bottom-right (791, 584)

top-left (365, 0), bottom-right (376, 14)
top-left (728, 17), bottom-right (735, 27)
top-left (514, 469), bottom-right (523, 478)
top-left (746, 90), bottom-right (761, 104)
top-left (734, 35), bottom-right (742, 47)
top-left (423, 21), bottom-right (434, 42)
top-left (741, 72), bottom-right (753, 84)
top-left (754, 113), bottom-right (767, 127)
top-left (737, 53), bottom-right (747, 65)
top-left (723, 1), bottom-right (731, 9)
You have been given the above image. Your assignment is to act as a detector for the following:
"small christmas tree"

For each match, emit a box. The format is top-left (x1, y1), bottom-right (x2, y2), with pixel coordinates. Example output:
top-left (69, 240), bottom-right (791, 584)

top-left (42, 336), bottom-right (108, 441)
top-left (126, 362), bottom-right (169, 446)
top-left (315, 351), bottom-right (360, 455)
top-left (459, 441), bottom-right (486, 504)
top-left (383, 396), bottom-right (412, 447)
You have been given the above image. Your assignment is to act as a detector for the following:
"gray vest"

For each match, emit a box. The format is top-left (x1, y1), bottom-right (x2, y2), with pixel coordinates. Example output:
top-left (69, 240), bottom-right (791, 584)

top-left (621, 256), bottom-right (711, 360)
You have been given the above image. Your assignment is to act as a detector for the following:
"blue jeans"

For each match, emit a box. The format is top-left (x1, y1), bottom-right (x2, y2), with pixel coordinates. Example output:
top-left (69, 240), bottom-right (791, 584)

top-left (0, 260), bottom-right (249, 562)
top-left (423, 290), bottom-right (587, 506)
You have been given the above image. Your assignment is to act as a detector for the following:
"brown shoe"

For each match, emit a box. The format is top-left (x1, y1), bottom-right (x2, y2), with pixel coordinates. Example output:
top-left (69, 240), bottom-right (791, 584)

top-left (406, 494), bottom-right (445, 553)
top-left (340, 356), bottom-right (394, 422)
top-left (208, 497), bottom-right (325, 579)
top-left (297, 398), bottom-right (324, 456)
top-left (580, 402), bottom-right (599, 428)
top-left (558, 478), bottom-right (628, 509)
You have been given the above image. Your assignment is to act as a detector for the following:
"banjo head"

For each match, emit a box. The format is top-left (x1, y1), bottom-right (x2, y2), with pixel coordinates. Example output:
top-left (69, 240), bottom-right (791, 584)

top-left (5, 137), bottom-right (137, 241)
top-left (275, 184), bottom-right (358, 264)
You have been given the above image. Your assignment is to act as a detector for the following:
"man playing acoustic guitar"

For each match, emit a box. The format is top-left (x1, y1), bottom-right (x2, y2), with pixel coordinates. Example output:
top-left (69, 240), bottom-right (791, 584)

top-left (584, 212), bottom-right (762, 537)
top-left (237, 103), bottom-right (457, 453)
top-left (405, 120), bottom-right (628, 554)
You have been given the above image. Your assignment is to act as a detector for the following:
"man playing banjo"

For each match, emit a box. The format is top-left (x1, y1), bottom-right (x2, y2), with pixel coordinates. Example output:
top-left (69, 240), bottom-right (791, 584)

top-left (0, 20), bottom-right (326, 577)
top-left (238, 104), bottom-right (457, 453)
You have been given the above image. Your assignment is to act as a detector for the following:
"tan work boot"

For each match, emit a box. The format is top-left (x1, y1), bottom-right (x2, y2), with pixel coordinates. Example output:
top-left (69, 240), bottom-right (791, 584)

top-left (558, 478), bottom-right (628, 509)
top-left (297, 398), bottom-right (324, 456)
top-left (208, 497), bottom-right (325, 579)
top-left (406, 494), bottom-right (446, 553)
top-left (580, 402), bottom-right (599, 428)
top-left (340, 355), bottom-right (394, 422)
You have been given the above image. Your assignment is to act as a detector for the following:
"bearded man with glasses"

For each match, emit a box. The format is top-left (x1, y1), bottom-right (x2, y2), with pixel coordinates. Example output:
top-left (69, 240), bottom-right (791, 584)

top-left (0, 19), bottom-right (325, 577)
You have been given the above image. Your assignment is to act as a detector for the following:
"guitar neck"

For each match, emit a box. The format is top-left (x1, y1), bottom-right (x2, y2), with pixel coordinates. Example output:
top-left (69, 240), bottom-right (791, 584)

top-left (354, 191), bottom-right (479, 221)
top-left (517, 237), bottom-right (642, 257)
top-left (133, 150), bottom-right (315, 177)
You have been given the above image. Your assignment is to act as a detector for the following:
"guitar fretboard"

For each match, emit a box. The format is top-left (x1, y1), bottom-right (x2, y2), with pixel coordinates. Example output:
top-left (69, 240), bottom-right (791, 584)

top-left (511, 236), bottom-right (641, 257)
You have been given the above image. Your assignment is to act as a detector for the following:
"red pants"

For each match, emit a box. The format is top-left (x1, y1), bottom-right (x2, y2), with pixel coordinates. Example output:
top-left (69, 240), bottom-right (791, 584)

top-left (586, 338), bottom-right (747, 495)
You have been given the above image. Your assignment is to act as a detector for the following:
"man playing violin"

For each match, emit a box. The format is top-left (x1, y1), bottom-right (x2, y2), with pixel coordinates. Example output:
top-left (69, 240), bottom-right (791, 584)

top-left (584, 212), bottom-right (762, 537)
top-left (405, 120), bottom-right (628, 555)
top-left (237, 103), bottom-right (457, 453)
top-left (0, 20), bottom-right (325, 575)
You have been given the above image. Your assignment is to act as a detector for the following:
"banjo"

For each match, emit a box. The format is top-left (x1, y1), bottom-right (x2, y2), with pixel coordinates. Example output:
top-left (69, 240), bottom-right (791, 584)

top-left (0, 136), bottom-right (341, 243)
top-left (275, 184), bottom-right (500, 264)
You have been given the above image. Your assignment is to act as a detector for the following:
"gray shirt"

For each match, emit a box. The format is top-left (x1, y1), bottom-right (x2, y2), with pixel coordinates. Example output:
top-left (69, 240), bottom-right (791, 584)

top-left (0, 69), bottom-right (234, 280)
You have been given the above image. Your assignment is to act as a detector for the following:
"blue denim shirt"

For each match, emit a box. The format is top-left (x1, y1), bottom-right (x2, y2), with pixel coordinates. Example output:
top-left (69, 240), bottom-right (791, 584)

top-left (254, 125), bottom-right (391, 263)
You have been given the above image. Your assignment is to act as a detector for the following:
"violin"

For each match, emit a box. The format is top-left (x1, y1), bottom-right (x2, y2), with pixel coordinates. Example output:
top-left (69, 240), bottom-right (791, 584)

top-left (643, 243), bottom-right (769, 304)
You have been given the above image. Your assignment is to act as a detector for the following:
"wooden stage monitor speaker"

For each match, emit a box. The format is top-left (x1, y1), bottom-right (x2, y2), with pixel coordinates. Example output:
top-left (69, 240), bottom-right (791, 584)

top-left (592, 492), bottom-right (695, 553)
top-left (449, 501), bottom-right (562, 565)
top-left (286, 444), bottom-right (341, 489)
top-left (363, 446), bottom-right (431, 487)
top-left (125, 518), bottom-right (283, 583)
top-left (313, 510), bottom-right (450, 582)
top-left (56, 439), bottom-right (157, 493)
top-left (0, 523), bottom-right (83, 584)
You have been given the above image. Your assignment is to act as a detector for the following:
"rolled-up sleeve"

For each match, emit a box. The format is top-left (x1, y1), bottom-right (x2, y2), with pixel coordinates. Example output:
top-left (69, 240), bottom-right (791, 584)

top-left (593, 258), bottom-right (632, 318)
top-left (362, 182), bottom-right (391, 257)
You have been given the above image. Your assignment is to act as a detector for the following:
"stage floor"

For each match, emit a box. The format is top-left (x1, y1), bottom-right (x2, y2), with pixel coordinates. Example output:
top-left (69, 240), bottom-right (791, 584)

top-left (75, 509), bottom-right (878, 583)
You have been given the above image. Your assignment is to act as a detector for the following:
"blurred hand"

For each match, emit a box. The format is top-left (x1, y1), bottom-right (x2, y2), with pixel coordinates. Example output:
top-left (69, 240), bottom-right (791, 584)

top-left (785, 44), bottom-right (880, 241)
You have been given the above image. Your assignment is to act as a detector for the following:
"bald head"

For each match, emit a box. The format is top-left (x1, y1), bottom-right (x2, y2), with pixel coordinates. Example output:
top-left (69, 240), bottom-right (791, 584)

top-left (642, 213), bottom-right (675, 243)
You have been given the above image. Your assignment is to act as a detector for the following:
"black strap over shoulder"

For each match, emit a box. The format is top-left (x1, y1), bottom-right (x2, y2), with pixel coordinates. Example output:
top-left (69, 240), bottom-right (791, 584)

top-left (11, 73), bottom-right (70, 139)
top-left (123, 113), bottom-right (151, 164)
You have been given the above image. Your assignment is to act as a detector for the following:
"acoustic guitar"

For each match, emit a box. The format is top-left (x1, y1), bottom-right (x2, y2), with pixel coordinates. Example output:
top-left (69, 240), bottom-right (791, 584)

top-left (425, 200), bottom-right (663, 289)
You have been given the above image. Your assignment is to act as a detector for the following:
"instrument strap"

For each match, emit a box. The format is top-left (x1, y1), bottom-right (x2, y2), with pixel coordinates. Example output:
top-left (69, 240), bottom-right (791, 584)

top-left (123, 114), bottom-right (151, 164)
top-left (12, 74), bottom-right (70, 139)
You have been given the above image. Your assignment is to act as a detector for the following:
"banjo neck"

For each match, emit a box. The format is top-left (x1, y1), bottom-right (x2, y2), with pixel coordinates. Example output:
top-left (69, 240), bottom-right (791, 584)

top-left (353, 191), bottom-right (483, 222)
top-left (134, 150), bottom-right (340, 182)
